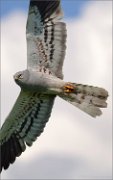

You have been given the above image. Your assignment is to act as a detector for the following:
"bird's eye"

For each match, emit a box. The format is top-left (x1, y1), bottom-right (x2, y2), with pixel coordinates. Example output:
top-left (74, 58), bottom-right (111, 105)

top-left (18, 74), bottom-right (23, 79)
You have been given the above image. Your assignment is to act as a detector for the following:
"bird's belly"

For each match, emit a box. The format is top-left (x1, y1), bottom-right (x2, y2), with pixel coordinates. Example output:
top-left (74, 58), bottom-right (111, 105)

top-left (24, 71), bottom-right (65, 94)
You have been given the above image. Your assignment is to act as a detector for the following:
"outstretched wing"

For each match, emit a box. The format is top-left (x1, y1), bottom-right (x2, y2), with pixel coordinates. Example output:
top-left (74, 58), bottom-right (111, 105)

top-left (0, 90), bottom-right (55, 172)
top-left (26, 0), bottom-right (67, 79)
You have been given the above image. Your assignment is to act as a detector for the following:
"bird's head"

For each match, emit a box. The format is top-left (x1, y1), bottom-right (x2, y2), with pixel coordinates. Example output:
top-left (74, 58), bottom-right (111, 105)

top-left (13, 69), bottom-right (29, 87)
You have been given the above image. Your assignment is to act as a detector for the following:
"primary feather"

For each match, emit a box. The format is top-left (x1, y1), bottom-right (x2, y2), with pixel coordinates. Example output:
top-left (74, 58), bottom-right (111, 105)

top-left (26, 0), bottom-right (67, 79)
top-left (0, 91), bottom-right (55, 172)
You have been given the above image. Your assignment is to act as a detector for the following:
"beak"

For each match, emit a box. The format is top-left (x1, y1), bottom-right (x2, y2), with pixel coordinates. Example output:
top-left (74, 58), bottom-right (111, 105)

top-left (13, 75), bottom-right (18, 80)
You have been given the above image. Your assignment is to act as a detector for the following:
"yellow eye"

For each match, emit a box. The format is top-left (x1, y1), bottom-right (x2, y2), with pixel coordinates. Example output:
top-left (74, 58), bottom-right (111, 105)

top-left (18, 74), bottom-right (23, 79)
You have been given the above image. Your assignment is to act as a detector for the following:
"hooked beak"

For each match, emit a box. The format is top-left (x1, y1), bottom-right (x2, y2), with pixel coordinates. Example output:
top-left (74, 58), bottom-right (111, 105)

top-left (13, 75), bottom-right (18, 81)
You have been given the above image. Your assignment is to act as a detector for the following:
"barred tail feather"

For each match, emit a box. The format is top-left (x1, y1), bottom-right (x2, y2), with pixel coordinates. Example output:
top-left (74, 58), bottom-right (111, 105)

top-left (60, 83), bottom-right (108, 117)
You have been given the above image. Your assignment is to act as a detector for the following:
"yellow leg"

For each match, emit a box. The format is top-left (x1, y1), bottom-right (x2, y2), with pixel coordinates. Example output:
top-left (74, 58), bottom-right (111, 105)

top-left (63, 83), bottom-right (75, 93)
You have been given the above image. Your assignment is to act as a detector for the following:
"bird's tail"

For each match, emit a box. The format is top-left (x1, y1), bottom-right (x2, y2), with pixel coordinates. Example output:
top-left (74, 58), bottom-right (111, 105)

top-left (59, 83), bottom-right (108, 117)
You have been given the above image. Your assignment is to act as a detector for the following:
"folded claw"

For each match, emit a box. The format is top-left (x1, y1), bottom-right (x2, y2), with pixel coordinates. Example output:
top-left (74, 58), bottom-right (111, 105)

top-left (63, 83), bottom-right (75, 93)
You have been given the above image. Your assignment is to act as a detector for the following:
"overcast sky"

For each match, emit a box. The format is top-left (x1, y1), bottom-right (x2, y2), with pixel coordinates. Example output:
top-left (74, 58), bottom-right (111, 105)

top-left (1, 0), bottom-right (112, 179)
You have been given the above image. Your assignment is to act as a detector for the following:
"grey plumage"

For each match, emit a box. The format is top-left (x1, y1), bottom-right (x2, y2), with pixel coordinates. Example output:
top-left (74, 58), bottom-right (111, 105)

top-left (0, 0), bottom-right (108, 172)
top-left (26, 0), bottom-right (66, 79)
top-left (0, 91), bottom-right (55, 171)
top-left (60, 83), bottom-right (108, 117)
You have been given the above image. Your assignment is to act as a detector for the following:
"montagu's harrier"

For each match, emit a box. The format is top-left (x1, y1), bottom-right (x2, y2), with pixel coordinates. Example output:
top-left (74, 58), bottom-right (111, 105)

top-left (0, 0), bottom-right (108, 172)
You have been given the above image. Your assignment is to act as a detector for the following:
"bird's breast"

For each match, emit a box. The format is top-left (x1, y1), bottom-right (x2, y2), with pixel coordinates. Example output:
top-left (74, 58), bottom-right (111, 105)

top-left (23, 70), bottom-right (65, 94)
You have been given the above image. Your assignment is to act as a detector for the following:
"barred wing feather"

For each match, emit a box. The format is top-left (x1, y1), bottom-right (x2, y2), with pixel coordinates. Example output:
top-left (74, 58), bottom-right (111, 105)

top-left (60, 83), bottom-right (108, 117)
top-left (26, 0), bottom-right (67, 79)
top-left (0, 91), bottom-right (55, 172)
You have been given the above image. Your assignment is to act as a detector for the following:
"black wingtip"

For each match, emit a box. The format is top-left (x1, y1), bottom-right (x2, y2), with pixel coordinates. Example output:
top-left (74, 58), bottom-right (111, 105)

top-left (30, 0), bottom-right (60, 21)
top-left (0, 134), bottom-right (26, 173)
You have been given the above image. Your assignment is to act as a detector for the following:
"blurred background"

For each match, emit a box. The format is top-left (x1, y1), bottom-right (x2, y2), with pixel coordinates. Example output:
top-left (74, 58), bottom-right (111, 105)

top-left (1, 0), bottom-right (112, 179)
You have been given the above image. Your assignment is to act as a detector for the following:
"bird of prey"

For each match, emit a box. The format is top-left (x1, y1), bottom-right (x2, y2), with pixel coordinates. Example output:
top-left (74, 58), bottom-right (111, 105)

top-left (0, 0), bottom-right (108, 172)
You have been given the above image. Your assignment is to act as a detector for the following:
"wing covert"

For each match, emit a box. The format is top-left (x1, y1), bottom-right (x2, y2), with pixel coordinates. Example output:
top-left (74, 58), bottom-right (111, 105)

top-left (26, 0), bottom-right (67, 79)
top-left (0, 90), bottom-right (55, 172)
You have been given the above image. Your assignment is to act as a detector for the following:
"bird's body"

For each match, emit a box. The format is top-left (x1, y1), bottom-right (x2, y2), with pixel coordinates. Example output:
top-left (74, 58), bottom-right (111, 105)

top-left (14, 69), bottom-right (65, 93)
top-left (0, 0), bottom-right (108, 172)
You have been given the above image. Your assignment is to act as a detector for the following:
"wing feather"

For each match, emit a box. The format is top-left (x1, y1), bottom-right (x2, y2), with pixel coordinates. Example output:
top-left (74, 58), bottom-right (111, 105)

top-left (0, 90), bottom-right (55, 172)
top-left (26, 0), bottom-right (67, 79)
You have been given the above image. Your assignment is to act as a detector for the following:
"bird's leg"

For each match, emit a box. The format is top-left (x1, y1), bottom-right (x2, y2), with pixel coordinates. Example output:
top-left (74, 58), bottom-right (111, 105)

top-left (63, 82), bottom-right (75, 93)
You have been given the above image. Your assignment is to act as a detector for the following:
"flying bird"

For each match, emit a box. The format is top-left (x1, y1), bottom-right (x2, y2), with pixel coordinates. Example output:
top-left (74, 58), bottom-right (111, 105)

top-left (0, 0), bottom-right (108, 172)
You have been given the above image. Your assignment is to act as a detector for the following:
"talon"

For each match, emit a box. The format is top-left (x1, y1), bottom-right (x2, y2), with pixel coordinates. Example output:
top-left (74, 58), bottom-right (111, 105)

top-left (63, 83), bottom-right (75, 93)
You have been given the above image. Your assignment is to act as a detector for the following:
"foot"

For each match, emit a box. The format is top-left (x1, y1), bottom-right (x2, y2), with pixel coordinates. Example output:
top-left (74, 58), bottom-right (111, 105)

top-left (63, 83), bottom-right (75, 93)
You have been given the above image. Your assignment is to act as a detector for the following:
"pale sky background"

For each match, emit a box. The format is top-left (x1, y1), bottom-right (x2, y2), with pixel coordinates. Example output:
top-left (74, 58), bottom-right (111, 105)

top-left (1, 0), bottom-right (112, 179)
